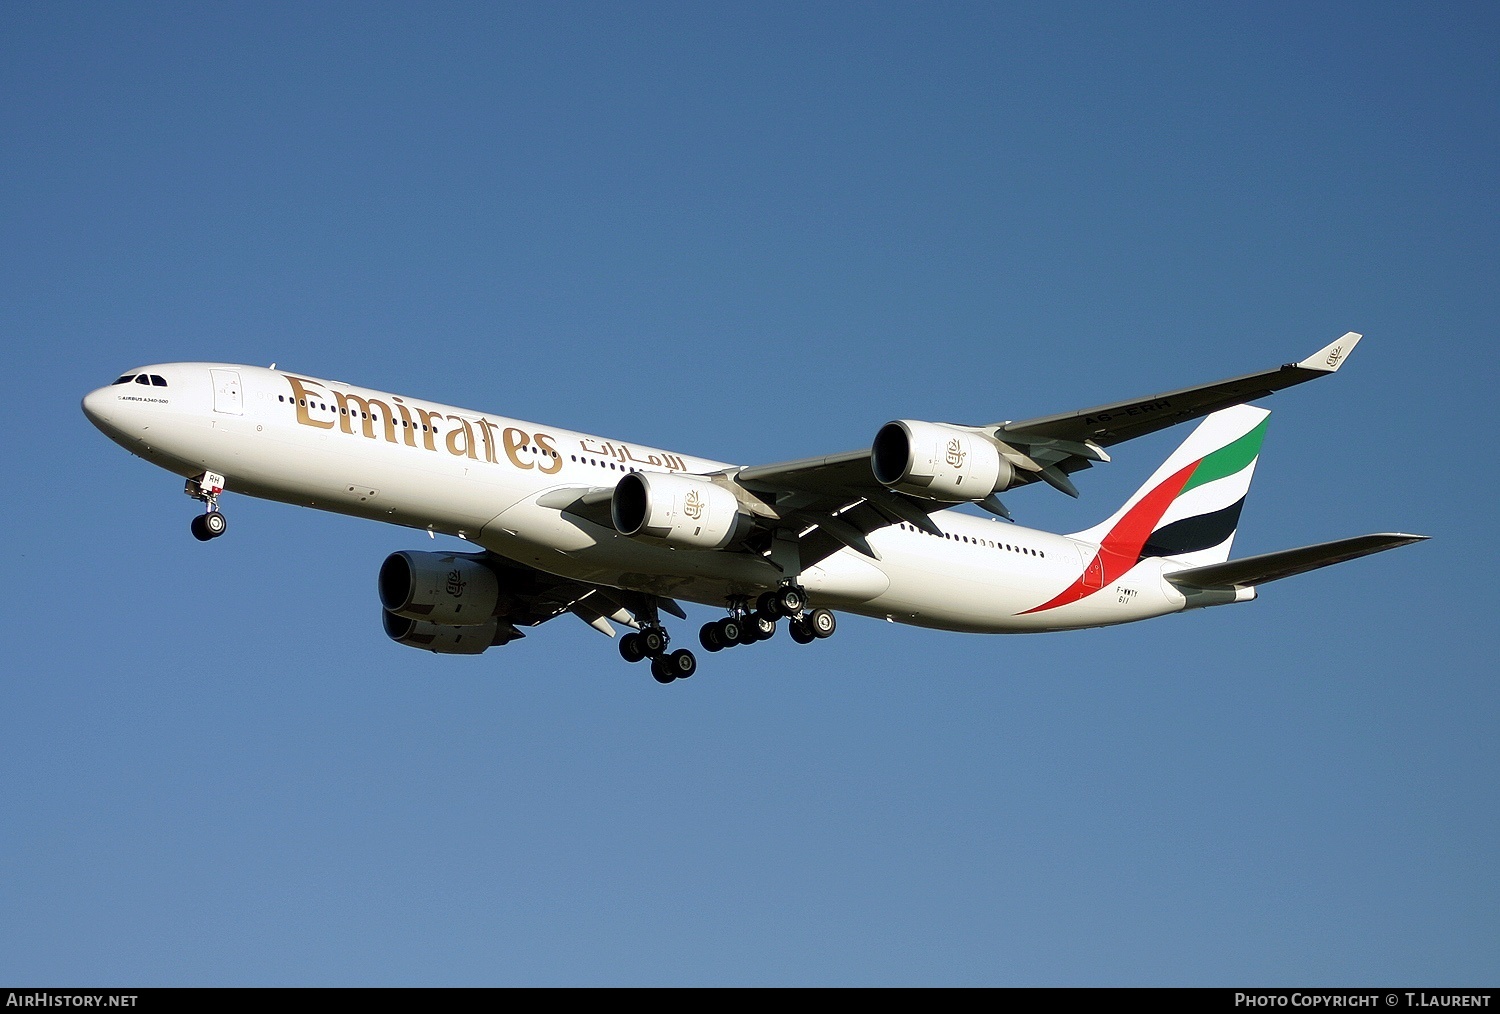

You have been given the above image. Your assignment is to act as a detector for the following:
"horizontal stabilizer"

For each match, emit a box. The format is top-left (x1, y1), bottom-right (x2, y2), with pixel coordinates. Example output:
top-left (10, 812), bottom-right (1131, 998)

top-left (1165, 533), bottom-right (1428, 590)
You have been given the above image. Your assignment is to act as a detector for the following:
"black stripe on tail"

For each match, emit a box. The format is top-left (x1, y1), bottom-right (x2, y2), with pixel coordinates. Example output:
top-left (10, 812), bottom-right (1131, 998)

top-left (1138, 498), bottom-right (1245, 562)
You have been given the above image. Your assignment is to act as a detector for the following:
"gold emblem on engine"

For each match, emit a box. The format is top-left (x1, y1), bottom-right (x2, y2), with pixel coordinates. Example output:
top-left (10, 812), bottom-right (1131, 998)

top-left (446, 569), bottom-right (466, 597)
top-left (683, 488), bottom-right (704, 520)
top-left (945, 437), bottom-right (966, 468)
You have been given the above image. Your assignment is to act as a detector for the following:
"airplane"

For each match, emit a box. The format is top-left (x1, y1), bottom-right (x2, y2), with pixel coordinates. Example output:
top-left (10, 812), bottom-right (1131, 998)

top-left (81, 332), bottom-right (1425, 684)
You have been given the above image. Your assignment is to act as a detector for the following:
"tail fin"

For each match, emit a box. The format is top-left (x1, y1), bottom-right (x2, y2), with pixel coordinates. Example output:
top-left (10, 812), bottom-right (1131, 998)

top-left (1068, 404), bottom-right (1270, 568)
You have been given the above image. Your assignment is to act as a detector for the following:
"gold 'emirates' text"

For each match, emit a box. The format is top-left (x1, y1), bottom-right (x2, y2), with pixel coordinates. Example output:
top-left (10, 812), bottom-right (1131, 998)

top-left (283, 376), bottom-right (562, 474)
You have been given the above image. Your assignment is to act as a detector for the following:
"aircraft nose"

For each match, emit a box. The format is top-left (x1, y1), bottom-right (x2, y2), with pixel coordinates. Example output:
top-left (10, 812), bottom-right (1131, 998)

top-left (81, 386), bottom-right (116, 431)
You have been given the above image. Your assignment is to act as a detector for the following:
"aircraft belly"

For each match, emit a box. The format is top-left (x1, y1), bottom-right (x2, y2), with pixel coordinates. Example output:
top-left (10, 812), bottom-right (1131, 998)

top-left (801, 553), bottom-right (890, 605)
top-left (850, 534), bottom-right (1157, 633)
top-left (851, 546), bottom-right (1035, 632)
top-left (1008, 559), bottom-right (1184, 631)
top-left (479, 497), bottom-right (783, 598)
top-left (862, 568), bottom-right (1033, 632)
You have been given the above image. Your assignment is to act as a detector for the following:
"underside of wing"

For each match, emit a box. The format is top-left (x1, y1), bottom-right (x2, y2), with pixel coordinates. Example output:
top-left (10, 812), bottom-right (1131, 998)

top-left (734, 450), bottom-right (955, 568)
top-left (480, 551), bottom-right (688, 638)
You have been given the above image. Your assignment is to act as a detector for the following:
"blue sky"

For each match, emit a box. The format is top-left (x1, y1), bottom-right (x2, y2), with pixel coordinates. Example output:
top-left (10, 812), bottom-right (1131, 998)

top-left (2, 2), bottom-right (1495, 986)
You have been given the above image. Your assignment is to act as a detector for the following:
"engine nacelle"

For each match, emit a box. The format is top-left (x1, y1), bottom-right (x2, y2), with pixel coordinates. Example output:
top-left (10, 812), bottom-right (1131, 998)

top-left (382, 610), bottom-right (521, 655)
top-left (611, 471), bottom-right (750, 550)
top-left (378, 551), bottom-right (500, 626)
top-left (871, 420), bottom-right (1015, 502)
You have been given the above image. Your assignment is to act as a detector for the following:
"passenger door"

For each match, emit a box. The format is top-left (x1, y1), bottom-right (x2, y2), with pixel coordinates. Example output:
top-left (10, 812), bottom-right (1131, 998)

top-left (210, 369), bottom-right (243, 415)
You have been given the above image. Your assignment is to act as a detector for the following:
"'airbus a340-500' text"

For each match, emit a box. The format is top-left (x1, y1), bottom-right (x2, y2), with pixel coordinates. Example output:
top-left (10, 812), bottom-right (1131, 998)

top-left (83, 333), bottom-right (1425, 684)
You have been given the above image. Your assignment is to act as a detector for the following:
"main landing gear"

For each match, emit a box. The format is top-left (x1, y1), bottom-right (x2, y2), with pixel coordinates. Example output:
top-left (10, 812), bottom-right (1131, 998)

top-left (617, 583), bottom-right (836, 685)
top-left (697, 584), bottom-right (836, 655)
top-left (619, 624), bottom-right (699, 684)
top-left (186, 471), bottom-right (229, 541)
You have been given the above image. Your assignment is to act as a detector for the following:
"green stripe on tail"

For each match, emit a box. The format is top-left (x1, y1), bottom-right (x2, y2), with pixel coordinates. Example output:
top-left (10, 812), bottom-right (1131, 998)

top-left (1181, 416), bottom-right (1269, 494)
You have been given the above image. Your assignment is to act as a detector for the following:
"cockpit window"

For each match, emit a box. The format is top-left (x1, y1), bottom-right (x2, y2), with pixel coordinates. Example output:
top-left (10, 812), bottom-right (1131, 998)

top-left (135, 375), bottom-right (151, 385)
top-left (149, 375), bottom-right (167, 387)
top-left (112, 375), bottom-right (135, 385)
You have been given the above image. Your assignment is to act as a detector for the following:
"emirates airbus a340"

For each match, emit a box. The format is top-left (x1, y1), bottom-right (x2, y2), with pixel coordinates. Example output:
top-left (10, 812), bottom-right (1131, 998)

top-left (83, 332), bottom-right (1424, 683)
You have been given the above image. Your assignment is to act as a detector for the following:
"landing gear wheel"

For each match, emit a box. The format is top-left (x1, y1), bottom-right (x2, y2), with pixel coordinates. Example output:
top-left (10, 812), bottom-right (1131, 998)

top-left (775, 585), bottom-right (806, 616)
top-left (789, 618), bottom-right (816, 644)
top-left (640, 628), bottom-right (667, 656)
top-left (716, 617), bottom-right (742, 647)
top-left (751, 614), bottom-right (777, 641)
top-left (667, 648), bottom-right (697, 679)
top-left (650, 657), bottom-right (676, 683)
top-left (809, 608), bottom-right (837, 639)
top-left (700, 623), bottom-right (724, 652)
top-left (757, 591), bottom-right (783, 619)
top-left (184, 473), bottom-right (228, 540)
top-left (619, 632), bottom-right (646, 663)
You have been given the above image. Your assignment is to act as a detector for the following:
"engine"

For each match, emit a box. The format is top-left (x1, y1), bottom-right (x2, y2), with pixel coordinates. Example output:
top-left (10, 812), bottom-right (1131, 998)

top-left (871, 420), bottom-right (1015, 502)
top-left (611, 471), bottom-right (751, 549)
top-left (382, 611), bottom-right (522, 655)
top-left (378, 550), bottom-right (500, 626)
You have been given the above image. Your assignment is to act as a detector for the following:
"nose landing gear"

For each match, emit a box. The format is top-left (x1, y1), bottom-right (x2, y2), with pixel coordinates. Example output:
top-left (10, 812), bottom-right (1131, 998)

top-left (186, 471), bottom-right (228, 541)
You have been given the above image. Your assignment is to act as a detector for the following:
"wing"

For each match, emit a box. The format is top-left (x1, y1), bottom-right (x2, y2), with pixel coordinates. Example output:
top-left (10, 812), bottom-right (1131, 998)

top-left (974, 331), bottom-right (1363, 498)
top-left (732, 450), bottom-right (952, 566)
top-left (718, 334), bottom-right (1367, 569)
top-left (482, 551), bottom-right (687, 639)
top-left (994, 332), bottom-right (1363, 448)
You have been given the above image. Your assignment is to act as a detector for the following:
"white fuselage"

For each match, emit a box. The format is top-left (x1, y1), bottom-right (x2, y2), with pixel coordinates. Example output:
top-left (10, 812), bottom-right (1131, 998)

top-left (83, 363), bottom-right (1195, 633)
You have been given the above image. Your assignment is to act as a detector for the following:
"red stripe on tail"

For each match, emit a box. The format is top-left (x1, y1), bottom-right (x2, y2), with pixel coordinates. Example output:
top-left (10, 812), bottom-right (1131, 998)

top-left (1021, 460), bottom-right (1198, 614)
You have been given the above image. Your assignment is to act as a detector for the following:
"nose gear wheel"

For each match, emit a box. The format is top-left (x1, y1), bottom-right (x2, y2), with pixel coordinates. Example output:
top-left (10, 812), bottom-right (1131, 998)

top-left (185, 471), bottom-right (229, 541)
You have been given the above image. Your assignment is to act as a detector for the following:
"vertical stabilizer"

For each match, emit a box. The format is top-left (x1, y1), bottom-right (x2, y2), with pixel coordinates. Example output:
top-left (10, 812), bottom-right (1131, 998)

top-left (1067, 404), bottom-right (1270, 568)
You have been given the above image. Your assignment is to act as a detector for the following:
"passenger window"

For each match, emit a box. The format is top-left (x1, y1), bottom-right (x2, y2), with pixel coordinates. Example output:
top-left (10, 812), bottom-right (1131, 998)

top-left (112, 375), bottom-right (135, 385)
